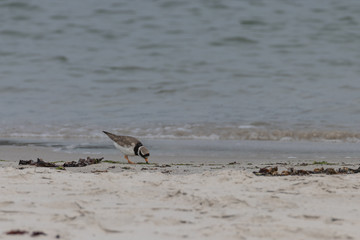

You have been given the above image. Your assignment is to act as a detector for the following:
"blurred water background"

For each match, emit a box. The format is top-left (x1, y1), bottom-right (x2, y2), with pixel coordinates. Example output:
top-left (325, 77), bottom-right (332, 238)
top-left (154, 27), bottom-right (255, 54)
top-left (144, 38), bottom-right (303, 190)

top-left (1, 0), bottom-right (360, 145)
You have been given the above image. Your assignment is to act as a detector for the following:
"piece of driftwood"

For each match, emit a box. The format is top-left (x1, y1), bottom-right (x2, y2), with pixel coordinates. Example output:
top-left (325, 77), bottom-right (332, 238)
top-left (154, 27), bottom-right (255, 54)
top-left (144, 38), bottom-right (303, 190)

top-left (19, 157), bottom-right (103, 169)
top-left (254, 166), bottom-right (360, 176)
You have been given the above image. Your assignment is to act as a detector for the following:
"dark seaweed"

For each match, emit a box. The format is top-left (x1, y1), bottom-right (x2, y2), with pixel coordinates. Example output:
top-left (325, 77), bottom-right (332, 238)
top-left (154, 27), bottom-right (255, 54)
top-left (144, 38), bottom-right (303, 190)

top-left (19, 157), bottom-right (103, 169)
top-left (254, 166), bottom-right (360, 176)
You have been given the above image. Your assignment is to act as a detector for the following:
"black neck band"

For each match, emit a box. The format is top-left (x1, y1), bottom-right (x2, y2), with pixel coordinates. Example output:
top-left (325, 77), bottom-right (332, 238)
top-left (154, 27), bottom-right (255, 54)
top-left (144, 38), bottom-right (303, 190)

top-left (134, 142), bottom-right (143, 155)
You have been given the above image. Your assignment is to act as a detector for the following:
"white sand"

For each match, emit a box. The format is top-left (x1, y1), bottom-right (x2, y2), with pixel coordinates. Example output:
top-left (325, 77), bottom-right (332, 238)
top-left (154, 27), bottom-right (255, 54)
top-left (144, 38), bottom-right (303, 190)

top-left (1, 165), bottom-right (359, 240)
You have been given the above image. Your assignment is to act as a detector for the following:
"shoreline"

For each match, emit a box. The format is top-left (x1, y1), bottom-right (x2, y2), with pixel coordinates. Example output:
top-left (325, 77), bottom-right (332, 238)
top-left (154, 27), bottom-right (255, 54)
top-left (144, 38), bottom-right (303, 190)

top-left (0, 145), bottom-right (359, 174)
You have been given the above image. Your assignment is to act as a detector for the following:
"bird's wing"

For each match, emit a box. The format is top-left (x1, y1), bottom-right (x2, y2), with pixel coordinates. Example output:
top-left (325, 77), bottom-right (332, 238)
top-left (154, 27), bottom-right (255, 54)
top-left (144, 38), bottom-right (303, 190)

top-left (103, 131), bottom-right (141, 147)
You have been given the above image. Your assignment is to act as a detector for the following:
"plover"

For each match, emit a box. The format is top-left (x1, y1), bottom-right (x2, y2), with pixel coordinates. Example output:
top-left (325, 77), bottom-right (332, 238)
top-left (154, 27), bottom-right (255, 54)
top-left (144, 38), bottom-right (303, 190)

top-left (103, 131), bottom-right (150, 164)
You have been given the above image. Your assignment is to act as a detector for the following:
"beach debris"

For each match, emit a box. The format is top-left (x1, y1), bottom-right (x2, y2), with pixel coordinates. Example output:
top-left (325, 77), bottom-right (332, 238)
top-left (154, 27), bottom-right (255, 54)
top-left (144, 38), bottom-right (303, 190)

top-left (19, 159), bottom-right (57, 167)
top-left (19, 157), bottom-right (103, 169)
top-left (102, 160), bottom-right (120, 164)
top-left (31, 231), bottom-right (47, 237)
top-left (141, 167), bottom-right (158, 171)
top-left (258, 166), bottom-right (278, 176)
top-left (159, 164), bottom-right (171, 168)
top-left (254, 166), bottom-right (360, 176)
top-left (91, 170), bottom-right (108, 173)
top-left (6, 230), bottom-right (28, 235)
top-left (63, 157), bottom-right (103, 167)
top-left (5, 230), bottom-right (46, 237)
top-left (313, 161), bottom-right (336, 165)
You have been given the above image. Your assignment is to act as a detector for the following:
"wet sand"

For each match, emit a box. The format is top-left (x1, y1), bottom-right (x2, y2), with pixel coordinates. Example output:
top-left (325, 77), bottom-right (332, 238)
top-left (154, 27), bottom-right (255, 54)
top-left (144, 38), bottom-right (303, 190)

top-left (0, 145), bottom-right (360, 239)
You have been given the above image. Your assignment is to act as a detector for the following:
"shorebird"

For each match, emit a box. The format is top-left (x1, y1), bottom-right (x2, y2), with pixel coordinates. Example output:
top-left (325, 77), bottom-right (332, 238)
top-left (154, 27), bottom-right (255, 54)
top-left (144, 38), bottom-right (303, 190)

top-left (103, 131), bottom-right (150, 164)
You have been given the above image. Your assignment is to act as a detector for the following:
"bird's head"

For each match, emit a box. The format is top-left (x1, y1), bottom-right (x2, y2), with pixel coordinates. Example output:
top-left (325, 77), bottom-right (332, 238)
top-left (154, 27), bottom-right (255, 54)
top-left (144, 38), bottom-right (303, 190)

top-left (138, 146), bottom-right (150, 163)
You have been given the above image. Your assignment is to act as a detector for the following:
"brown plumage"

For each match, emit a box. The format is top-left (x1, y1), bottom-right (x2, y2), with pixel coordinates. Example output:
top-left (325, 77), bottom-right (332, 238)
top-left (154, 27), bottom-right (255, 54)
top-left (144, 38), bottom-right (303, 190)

top-left (103, 131), bottom-right (149, 164)
top-left (103, 131), bottom-right (141, 148)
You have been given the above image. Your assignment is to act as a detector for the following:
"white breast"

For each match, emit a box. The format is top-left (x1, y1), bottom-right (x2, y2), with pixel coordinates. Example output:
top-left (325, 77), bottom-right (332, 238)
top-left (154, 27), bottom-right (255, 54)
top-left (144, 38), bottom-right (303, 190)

top-left (114, 142), bottom-right (135, 156)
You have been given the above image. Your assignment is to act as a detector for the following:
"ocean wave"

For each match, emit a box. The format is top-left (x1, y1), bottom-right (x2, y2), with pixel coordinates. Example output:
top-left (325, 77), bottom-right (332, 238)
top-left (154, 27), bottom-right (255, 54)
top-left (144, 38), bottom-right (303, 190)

top-left (1, 124), bottom-right (360, 143)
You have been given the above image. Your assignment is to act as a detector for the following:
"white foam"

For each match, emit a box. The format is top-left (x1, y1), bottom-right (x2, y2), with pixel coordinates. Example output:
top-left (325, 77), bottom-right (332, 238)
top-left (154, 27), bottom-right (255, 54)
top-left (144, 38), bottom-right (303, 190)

top-left (1, 123), bottom-right (360, 143)
top-left (238, 125), bottom-right (257, 129)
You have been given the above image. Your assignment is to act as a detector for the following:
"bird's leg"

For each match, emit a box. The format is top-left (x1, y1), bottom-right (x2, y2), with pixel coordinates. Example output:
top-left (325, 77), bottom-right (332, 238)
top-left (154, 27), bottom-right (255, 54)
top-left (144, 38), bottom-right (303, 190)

top-left (144, 158), bottom-right (149, 164)
top-left (124, 155), bottom-right (135, 164)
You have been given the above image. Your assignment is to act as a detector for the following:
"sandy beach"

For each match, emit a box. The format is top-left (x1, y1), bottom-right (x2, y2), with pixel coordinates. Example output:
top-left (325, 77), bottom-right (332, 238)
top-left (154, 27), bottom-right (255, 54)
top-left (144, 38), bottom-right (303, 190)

top-left (0, 145), bottom-right (359, 240)
top-left (1, 0), bottom-right (360, 239)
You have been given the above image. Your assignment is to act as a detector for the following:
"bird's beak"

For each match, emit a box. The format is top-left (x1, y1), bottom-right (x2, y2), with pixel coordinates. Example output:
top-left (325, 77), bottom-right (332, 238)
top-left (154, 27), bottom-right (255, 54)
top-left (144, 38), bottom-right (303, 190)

top-left (145, 158), bottom-right (149, 164)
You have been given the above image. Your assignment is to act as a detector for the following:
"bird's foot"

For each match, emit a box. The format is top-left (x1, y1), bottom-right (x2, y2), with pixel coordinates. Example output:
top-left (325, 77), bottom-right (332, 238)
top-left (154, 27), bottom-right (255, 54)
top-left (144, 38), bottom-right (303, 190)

top-left (125, 155), bottom-right (135, 164)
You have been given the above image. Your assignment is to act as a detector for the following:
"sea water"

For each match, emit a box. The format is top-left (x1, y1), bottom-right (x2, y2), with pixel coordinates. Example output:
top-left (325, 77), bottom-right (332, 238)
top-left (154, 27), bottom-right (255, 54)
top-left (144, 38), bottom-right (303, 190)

top-left (1, 0), bottom-right (360, 155)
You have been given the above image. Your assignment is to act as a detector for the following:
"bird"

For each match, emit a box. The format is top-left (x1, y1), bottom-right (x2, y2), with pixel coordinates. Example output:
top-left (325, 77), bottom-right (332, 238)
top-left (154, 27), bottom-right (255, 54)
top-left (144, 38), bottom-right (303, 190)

top-left (103, 131), bottom-right (150, 164)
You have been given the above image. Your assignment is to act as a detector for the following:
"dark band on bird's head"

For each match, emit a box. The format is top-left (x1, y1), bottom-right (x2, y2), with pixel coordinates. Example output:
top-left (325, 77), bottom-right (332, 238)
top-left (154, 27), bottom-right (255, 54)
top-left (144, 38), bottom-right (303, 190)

top-left (134, 142), bottom-right (143, 155)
